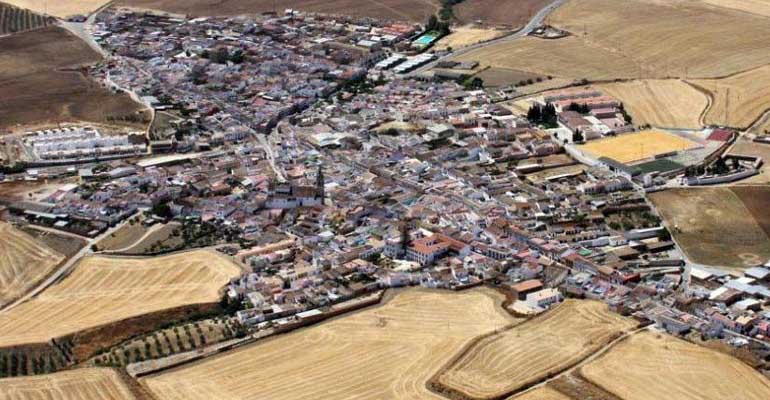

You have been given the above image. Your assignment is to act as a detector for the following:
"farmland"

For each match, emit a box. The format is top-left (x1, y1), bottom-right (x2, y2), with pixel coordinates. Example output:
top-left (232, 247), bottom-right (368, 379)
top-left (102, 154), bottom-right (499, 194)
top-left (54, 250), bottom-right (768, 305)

top-left (0, 368), bottom-right (135, 400)
top-left (649, 187), bottom-right (770, 270)
top-left (453, 0), bottom-right (551, 28)
top-left (435, 300), bottom-right (637, 399)
top-left (0, 222), bottom-right (64, 308)
top-left (581, 331), bottom-right (770, 400)
top-left (96, 219), bottom-right (149, 252)
top-left (116, 0), bottom-right (438, 21)
top-left (0, 0), bottom-right (110, 19)
top-left (456, 0), bottom-right (770, 81)
top-left (0, 26), bottom-right (150, 132)
top-left (433, 27), bottom-right (507, 51)
top-left (597, 80), bottom-right (708, 129)
top-left (0, 251), bottom-right (241, 347)
top-left (0, 2), bottom-right (53, 35)
top-left (690, 65), bottom-right (770, 129)
top-left (513, 387), bottom-right (572, 400)
top-left (142, 289), bottom-right (514, 400)
top-left (700, 0), bottom-right (770, 17)
top-left (578, 130), bottom-right (699, 164)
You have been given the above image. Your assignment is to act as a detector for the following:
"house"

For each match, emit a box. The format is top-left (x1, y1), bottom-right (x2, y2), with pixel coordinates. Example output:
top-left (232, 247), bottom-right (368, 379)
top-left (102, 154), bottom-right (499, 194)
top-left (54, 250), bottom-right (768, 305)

top-left (525, 288), bottom-right (562, 309)
top-left (510, 279), bottom-right (543, 300)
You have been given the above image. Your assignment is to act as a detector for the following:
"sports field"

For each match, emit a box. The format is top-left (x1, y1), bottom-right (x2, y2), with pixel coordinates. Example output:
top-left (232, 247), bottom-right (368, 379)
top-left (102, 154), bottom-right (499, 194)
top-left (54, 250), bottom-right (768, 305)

top-left (0, 222), bottom-right (64, 308)
top-left (581, 331), bottom-right (770, 400)
top-left (650, 187), bottom-right (770, 270)
top-left (598, 80), bottom-right (708, 129)
top-left (579, 130), bottom-right (699, 164)
top-left (455, 0), bottom-right (770, 81)
top-left (435, 300), bottom-right (636, 399)
top-left (142, 289), bottom-right (514, 400)
top-left (0, 368), bottom-right (135, 400)
top-left (0, 251), bottom-right (240, 347)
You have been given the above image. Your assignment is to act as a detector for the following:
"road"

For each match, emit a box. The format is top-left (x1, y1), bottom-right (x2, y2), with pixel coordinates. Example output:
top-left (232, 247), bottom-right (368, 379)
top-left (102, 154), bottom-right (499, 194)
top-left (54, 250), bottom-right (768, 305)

top-left (407, 0), bottom-right (568, 76)
top-left (0, 217), bottom-right (134, 313)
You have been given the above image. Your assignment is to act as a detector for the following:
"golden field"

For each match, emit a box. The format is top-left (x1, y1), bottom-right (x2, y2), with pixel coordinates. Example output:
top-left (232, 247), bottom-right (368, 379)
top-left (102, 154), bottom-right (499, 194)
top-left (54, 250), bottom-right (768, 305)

top-left (0, 368), bottom-right (134, 400)
top-left (581, 331), bottom-right (770, 400)
top-left (0, 222), bottom-right (64, 308)
top-left (512, 387), bottom-right (572, 400)
top-left (436, 300), bottom-right (636, 399)
top-left (456, 0), bottom-right (770, 81)
top-left (690, 65), bottom-right (770, 129)
top-left (0, 0), bottom-right (110, 18)
top-left (579, 130), bottom-right (699, 164)
top-left (0, 251), bottom-right (240, 347)
top-left (142, 289), bottom-right (514, 400)
top-left (700, 0), bottom-right (770, 17)
top-left (433, 27), bottom-right (506, 50)
top-left (597, 80), bottom-right (708, 129)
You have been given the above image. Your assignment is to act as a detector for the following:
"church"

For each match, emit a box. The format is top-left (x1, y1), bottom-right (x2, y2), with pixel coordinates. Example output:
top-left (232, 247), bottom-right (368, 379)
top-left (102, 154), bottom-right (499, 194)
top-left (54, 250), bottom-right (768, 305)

top-left (265, 166), bottom-right (325, 209)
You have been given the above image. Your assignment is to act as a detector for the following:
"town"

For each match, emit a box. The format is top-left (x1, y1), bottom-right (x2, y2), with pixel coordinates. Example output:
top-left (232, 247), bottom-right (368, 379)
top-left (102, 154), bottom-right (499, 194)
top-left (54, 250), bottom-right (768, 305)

top-left (1, 0), bottom-right (770, 399)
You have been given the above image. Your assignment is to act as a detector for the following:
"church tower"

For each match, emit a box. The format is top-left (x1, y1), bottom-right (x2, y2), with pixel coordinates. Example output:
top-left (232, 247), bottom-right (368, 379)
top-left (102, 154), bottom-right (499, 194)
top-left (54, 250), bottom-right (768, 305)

top-left (316, 165), bottom-right (325, 203)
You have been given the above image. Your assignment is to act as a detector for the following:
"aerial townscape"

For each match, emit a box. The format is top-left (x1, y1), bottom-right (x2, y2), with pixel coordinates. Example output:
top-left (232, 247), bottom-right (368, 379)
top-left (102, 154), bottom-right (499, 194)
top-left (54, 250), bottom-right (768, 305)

top-left (2, 0), bottom-right (770, 399)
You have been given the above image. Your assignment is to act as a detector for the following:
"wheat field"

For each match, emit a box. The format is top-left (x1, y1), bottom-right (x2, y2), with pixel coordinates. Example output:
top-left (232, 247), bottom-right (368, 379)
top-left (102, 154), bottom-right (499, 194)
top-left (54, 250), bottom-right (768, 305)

top-left (0, 251), bottom-right (240, 347)
top-left (0, 222), bottom-right (64, 308)
top-left (511, 387), bottom-right (572, 400)
top-left (690, 65), bottom-right (770, 129)
top-left (143, 289), bottom-right (515, 400)
top-left (0, 368), bottom-right (134, 400)
top-left (581, 331), bottom-right (770, 400)
top-left (597, 80), bottom-right (708, 129)
top-left (0, 1), bottom-right (110, 18)
top-left (436, 300), bottom-right (636, 399)
top-left (457, 0), bottom-right (770, 81)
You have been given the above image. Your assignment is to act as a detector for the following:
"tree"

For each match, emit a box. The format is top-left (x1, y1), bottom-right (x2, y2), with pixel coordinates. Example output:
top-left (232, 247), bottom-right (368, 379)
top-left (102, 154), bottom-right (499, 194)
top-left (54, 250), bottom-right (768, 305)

top-left (573, 129), bottom-right (584, 143)
top-left (426, 14), bottom-right (438, 31)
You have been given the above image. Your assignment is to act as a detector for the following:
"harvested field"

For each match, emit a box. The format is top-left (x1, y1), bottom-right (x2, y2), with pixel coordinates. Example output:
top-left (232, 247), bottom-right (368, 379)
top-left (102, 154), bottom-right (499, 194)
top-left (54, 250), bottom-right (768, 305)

top-left (143, 289), bottom-right (514, 400)
top-left (731, 186), bottom-right (770, 238)
top-left (700, 0), bottom-right (770, 17)
top-left (0, 222), bottom-right (64, 308)
top-left (0, 2), bottom-right (53, 35)
top-left (0, 368), bottom-right (135, 399)
top-left (117, 0), bottom-right (438, 21)
top-left (581, 331), bottom-right (770, 400)
top-left (454, 0), bottom-right (552, 28)
top-left (597, 80), bottom-right (708, 129)
top-left (0, 26), bottom-right (149, 132)
top-left (579, 130), bottom-right (699, 164)
top-left (436, 300), bottom-right (636, 399)
top-left (433, 27), bottom-right (507, 51)
top-left (0, 0), bottom-right (110, 18)
top-left (690, 65), bottom-right (770, 129)
top-left (457, 0), bottom-right (770, 80)
top-left (475, 67), bottom-right (543, 88)
top-left (512, 387), bottom-right (572, 400)
top-left (649, 187), bottom-right (770, 270)
top-left (456, 36), bottom-right (639, 82)
top-left (0, 251), bottom-right (240, 347)
top-left (728, 139), bottom-right (770, 184)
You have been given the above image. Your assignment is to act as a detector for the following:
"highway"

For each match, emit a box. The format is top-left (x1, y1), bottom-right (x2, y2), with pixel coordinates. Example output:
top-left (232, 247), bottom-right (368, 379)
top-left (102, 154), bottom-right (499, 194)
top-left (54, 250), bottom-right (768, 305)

top-left (407, 0), bottom-right (568, 77)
